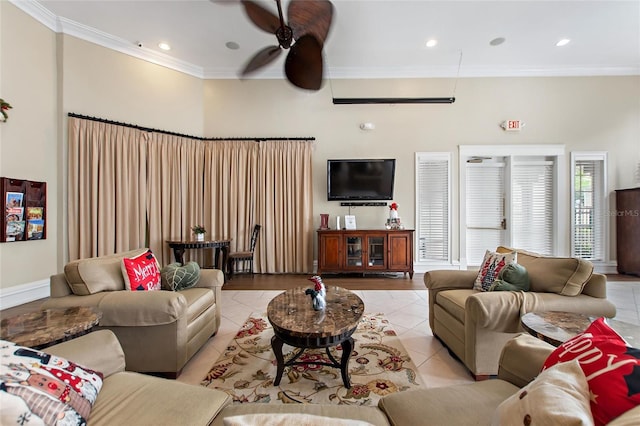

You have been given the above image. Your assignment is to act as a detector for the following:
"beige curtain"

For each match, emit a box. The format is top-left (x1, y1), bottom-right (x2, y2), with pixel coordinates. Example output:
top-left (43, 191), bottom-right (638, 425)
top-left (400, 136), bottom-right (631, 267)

top-left (203, 140), bottom-right (257, 260)
top-left (256, 141), bottom-right (314, 273)
top-left (68, 117), bottom-right (314, 273)
top-left (145, 133), bottom-right (202, 265)
top-left (68, 118), bottom-right (147, 260)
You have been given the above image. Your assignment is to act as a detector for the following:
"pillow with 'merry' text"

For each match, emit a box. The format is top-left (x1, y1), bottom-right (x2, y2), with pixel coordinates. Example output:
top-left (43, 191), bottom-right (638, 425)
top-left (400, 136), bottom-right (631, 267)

top-left (121, 249), bottom-right (161, 291)
top-left (542, 317), bottom-right (640, 425)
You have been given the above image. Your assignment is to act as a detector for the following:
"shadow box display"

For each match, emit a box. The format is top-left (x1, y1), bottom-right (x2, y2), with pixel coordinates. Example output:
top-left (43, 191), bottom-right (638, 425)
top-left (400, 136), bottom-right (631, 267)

top-left (1, 177), bottom-right (46, 242)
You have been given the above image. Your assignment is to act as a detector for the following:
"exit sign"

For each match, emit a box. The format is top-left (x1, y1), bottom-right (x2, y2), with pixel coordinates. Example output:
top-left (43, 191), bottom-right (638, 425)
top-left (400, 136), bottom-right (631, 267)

top-left (501, 120), bottom-right (524, 132)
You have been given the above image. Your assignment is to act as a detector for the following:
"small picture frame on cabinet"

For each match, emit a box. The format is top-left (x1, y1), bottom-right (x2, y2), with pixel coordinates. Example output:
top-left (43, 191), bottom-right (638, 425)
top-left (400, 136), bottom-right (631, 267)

top-left (344, 215), bottom-right (357, 230)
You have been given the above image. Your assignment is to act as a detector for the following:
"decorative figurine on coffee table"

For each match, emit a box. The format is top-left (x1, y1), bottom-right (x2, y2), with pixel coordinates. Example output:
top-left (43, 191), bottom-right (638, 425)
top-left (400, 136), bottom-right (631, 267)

top-left (305, 288), bottom-right (326, 310)
top-left (308, 275), bottom-right (326, 298)
top-left (306, 275), bottom-right (326, 310)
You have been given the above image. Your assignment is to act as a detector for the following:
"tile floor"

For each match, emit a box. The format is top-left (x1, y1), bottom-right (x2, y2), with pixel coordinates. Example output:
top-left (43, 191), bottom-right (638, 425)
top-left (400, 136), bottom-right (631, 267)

top-left (177, 281), bottom-right (640, 387)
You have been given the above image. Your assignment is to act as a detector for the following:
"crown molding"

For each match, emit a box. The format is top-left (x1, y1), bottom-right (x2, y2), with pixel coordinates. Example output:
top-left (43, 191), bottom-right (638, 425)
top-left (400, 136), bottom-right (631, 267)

top-left (322, 65), bottom-right (640, 80)
top-left (56, 17), bottom-right (205, 78)
top-left (12, 0), bottom-right (640, 81)
top-left (205, 64), bottom-right (640, 80)
top-left (455, 66), bottom-right (640, 78)
top-left (9, 0), bottom-right (58, 31)
top-left (10, 0), bottom-right (205, 79)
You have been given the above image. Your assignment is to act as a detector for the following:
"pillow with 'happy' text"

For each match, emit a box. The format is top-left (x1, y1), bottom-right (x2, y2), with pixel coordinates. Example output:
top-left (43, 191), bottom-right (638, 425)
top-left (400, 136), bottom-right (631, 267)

top-left (542, 317), bottom-right (640, 425)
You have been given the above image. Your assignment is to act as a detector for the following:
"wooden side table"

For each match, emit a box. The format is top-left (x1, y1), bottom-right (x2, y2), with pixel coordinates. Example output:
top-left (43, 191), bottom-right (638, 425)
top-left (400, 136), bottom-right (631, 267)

top-left (267, 286), bottom-right (364, 388)
top-left (1, 307), bottom-right (102, 349)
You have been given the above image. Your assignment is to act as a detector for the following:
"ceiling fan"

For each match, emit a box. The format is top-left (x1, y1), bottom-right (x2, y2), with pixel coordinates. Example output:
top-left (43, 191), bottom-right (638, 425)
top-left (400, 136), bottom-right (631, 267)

top-left (239, 0), bottom-right (334, 91)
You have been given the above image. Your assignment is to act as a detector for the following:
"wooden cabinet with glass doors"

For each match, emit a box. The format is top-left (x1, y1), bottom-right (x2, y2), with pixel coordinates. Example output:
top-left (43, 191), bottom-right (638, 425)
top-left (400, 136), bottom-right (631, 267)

top-left (317, 229), bottom-right (414, 278)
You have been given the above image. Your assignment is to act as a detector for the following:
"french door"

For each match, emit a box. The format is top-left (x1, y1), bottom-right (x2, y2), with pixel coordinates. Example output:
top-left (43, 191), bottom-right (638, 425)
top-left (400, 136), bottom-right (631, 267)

top-left (460, 146), bottom-right (565, 266)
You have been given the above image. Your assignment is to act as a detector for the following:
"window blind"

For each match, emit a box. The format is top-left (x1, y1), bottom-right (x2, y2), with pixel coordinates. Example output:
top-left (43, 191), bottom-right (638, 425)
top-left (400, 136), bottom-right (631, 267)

top-left (511, 161), bottom-right (554, 255)
top-left (572, 156), bottom-right (605, 260)
top-left (416, 153), bottom-right (450, 262)
top-left (466, 163), bottom-right (505, 265)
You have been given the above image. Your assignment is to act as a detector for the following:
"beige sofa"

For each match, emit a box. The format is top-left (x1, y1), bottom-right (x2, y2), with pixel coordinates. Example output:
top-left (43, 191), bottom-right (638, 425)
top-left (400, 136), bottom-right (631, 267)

top-left (425, 247), bottom-right (617, 379)
top-left (42, 330), bottom-right (639, 425)
top-left (41, 248), bottom-right (224, 376)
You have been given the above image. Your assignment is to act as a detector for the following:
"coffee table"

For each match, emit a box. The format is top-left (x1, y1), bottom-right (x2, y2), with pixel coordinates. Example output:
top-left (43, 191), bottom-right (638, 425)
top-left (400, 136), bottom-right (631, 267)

top-left (0, 307), bottom-right (102, 349)
top-left (521, 311), bottom-right (640, 347)
top-left (267, 285), bottom-right (364, 388)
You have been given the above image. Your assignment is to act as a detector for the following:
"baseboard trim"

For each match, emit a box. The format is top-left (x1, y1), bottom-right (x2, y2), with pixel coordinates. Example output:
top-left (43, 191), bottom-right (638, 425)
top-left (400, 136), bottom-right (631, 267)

top-left (0, 280), bottom-right (50, 310)
top-left (593, 262), bottom-right (618, 275)
top-left (414, 263), bottom-right (462, 273)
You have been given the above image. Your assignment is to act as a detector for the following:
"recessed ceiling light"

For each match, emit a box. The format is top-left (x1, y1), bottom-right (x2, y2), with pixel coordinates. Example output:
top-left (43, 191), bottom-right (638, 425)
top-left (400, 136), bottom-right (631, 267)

top-left (226, 41), bottom-right (240, 50)
top-left (425, 39), bottom-right (438, 48)
top-left (489, 37), bottom-right (506, 46)
top-left (158, 42), bottom-right (171, 51)
top-left (556, 38), bottom-right (571, 47)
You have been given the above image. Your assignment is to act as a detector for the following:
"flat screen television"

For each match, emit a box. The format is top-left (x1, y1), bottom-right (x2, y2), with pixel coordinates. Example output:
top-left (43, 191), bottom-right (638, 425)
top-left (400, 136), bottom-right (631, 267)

top-left (327, 159), bottom-right (396, 201)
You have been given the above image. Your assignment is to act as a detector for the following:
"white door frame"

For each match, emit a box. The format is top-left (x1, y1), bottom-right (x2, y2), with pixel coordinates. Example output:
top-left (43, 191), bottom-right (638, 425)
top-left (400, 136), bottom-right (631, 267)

top-left (458, 145), bottom-right (566, 268)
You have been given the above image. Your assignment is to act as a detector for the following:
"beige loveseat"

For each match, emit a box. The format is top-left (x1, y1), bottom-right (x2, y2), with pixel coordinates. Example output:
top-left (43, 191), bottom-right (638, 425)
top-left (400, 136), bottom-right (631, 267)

top-left (41, 248), bottom-right (224, 376)
top-left (425, 247), bottom-right (617, 379)
top-left (42, 330), bottom-right (639, 425)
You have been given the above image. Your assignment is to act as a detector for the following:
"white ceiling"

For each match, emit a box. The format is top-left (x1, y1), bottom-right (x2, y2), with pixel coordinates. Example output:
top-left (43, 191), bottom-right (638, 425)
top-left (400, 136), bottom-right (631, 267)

top-left (16, 0), bottom-right (640, 80)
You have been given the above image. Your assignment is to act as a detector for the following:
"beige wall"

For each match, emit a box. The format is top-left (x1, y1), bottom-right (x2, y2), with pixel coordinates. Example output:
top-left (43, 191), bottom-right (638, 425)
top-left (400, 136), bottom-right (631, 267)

top-left (1, 4), bottom-right (639, 295)
top-left (0, 4), bottom-right (204, 294)
top-left (61, 36), bottom-right (205, 135)
top-left (0, 2), bottom-right (58, 290)
top-left (204, 76), bottom-right (640, 259)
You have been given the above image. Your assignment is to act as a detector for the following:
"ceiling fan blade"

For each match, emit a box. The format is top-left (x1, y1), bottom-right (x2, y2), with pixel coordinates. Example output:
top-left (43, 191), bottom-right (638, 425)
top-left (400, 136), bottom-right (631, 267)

top-left (241, 0), bottom-right (281, 34)
top-left (241, 45), bottom-right (282, 76)
top-left (288, 0), bottom-right (334, 44)
top-left (285, 34), bottom-right (323, 90)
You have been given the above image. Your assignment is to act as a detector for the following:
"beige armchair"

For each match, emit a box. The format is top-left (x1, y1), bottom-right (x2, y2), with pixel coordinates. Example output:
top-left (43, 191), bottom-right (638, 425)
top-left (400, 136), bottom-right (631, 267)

top-left (41, 248), bottom-right (224, 377)
top-left (424, 247), bottom-right (616, 379)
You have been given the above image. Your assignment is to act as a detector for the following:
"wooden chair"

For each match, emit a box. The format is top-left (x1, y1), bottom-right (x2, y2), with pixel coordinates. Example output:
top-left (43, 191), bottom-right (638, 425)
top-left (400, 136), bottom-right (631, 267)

top-left (227, 224), bottom-right (261, 279)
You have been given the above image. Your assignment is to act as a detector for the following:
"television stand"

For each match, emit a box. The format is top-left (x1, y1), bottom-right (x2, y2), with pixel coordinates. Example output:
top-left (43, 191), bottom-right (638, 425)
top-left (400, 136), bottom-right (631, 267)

top-left (317, 229), bottom-right (414, 278)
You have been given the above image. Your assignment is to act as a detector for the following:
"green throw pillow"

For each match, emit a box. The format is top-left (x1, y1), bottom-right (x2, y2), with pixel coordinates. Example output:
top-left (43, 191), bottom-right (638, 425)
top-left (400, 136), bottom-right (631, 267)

top-left (161, 262), bottom-right (201, 291)
top-left (489, 262), bottom-right (530, 292)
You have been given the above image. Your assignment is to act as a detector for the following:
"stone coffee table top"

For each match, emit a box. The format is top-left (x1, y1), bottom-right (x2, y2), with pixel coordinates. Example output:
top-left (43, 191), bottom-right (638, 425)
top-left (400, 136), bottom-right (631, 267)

top-left (1, 306), bottom-right (102, 349)
top-left (267, 285), bottom-right (364, 341)
top-left (521, 311), bottom-right (640, 347)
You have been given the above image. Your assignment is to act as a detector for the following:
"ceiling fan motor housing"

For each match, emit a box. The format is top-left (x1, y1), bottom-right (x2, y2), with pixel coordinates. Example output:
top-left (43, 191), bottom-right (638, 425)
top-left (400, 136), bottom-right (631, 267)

top-left (276, 26), bottom-right (294, 49)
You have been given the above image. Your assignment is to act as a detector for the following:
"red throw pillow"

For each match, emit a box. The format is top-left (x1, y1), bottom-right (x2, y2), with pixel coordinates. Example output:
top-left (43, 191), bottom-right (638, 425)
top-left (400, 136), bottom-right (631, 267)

top-left (121, 249), bottom-right (161, 291)
top-left (542, 317), bottom-right (640, 425)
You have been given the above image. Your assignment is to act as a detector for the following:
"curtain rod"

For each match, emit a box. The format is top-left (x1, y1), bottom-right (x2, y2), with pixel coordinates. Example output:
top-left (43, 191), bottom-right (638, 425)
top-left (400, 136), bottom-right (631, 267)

top-left (67, 113), bottom-right (315, 142)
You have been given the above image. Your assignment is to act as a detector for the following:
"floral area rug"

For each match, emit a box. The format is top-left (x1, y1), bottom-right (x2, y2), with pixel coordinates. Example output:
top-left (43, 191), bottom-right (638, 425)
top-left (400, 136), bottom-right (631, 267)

top-left (200, 312), bottom-right (424, 405)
